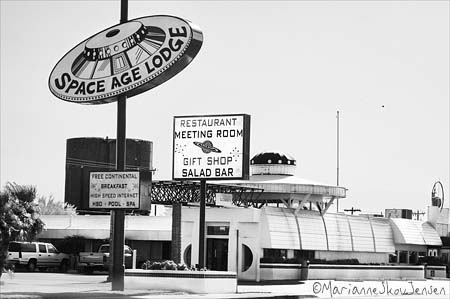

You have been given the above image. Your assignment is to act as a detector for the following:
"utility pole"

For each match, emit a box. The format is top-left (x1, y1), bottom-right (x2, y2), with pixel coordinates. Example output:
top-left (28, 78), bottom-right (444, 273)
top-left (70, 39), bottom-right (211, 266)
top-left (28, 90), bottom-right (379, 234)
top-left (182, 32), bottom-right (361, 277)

top-left (412, 210), bottom-right (425, 221)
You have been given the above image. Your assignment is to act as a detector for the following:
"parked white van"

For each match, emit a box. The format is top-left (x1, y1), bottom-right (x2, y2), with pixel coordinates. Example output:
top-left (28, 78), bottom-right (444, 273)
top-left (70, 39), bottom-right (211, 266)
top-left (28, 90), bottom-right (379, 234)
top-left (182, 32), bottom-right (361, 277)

top-left (6, 241), bottom-right (70, 272)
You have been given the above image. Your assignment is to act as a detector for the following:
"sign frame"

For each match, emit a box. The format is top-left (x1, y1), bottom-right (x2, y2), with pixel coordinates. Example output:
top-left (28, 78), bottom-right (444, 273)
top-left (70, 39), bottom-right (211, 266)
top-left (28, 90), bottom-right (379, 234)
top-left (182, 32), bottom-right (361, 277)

top-left (172, 113), bottom-right (250, 181)
top-left (48, 15), bottom-right (203, 105)
top-left (89, 170), bottom-right (141, 209)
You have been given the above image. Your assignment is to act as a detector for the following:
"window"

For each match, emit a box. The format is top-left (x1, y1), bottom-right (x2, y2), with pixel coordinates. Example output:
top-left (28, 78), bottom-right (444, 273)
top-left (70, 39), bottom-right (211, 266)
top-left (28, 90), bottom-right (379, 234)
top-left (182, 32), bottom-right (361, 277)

top-left (260, 249), bottom-right (314, 264)
top-left (39, 244), bottom-right (46, 253)
top-left (296, 250), bottom-right (314, 261)
top-left (47, 244), bottom-right (57, 254)
top-left (8, 242), bottom-right (20, 252)
top-left (184, 244), bottom-right (192, 266)
top-left (242, 244), bottom-right (253, 272)
top-left (389, 253), bottom-right (397, 263)
top-left (399, 251), bottom-right (408, 263)
top-left (260, 249), bottom-right (287, 263)
top-left (207, 226), bottom-right (229, 235)
top-left (21, 243), bottom-right (36, 252)
top-left (162, 242), bottom-right (171, 260)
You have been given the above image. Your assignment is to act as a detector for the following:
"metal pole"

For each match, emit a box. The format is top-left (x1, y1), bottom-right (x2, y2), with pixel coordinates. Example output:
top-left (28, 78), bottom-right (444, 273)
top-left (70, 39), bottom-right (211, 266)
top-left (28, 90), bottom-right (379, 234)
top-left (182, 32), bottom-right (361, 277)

top-left (198, 180), bottom-right (206, 269)
top-left (111, 97), bottom-right (126, 291)
top-left (111, 0), bottom-right (128, 291)
top-left (120, 0), bottom-right (128, 24)
top-left (236, 229), bottom-right (239, 293)
top-left (336, 110), bottom-right (340, 213)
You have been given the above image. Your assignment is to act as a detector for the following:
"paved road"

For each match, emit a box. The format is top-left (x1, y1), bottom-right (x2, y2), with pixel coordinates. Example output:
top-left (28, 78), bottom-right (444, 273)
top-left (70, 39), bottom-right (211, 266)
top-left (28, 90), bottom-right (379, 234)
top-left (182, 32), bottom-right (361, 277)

top-left (1, 272), bottom-right (449, 299)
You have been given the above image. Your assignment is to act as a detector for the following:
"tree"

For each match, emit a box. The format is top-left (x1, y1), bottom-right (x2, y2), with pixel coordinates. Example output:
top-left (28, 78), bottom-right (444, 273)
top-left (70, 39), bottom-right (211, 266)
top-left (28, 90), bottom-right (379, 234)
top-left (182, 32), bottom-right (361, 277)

top-left (58, 235), bottom-right (86, 255)
top-left (0, 182), bottom-right (45, 278)
top-left (37, 195), bottom-right (77, 215)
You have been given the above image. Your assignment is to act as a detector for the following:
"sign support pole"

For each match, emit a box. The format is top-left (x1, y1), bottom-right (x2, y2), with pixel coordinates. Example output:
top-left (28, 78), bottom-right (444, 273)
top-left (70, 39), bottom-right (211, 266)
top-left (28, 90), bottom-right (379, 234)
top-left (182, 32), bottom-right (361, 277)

top-left (111, 0), bottom-right (128, 291)
top-left (111, 95), bottom-right (126, 291)
top-left (198, 179), bottom-right (206, 269)
top-left (236, 229), bottom-right (239, 293)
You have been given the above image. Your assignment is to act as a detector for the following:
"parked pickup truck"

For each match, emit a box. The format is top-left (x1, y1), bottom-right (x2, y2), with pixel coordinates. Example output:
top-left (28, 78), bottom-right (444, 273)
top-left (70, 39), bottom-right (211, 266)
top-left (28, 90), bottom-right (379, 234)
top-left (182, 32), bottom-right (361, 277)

top-left (78, 244), bottom-right (133, 273)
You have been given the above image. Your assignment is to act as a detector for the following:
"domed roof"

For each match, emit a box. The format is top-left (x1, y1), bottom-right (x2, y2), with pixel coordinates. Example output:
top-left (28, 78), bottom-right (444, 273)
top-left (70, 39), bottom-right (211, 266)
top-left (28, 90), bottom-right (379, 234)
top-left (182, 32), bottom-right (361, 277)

top-left (251, 151), bottom-right (296, 166)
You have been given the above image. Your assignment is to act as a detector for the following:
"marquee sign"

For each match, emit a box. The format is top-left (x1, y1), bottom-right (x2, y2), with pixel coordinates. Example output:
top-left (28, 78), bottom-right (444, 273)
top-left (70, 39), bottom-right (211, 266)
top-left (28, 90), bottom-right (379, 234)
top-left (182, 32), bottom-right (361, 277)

top-left (89, 171), bottom-right (140, 209)
top-left (49, 15), bottom-right (203, 104)
top-left (173, 114), bottom-right (250, 180)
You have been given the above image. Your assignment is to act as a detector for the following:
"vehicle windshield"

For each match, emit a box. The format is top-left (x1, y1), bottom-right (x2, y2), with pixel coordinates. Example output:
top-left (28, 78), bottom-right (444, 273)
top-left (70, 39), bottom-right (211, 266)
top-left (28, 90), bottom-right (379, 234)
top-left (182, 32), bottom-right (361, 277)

top-left (100, 245), bottom-right (110, 253)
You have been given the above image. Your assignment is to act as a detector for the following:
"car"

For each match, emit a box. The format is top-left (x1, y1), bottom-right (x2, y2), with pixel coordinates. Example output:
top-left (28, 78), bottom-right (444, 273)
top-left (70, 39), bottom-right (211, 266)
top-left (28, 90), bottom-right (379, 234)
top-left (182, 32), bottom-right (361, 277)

top-left (78, 244), bottom-right (134, 273)
top-left (6, 241), bottom-right (70, 272)
top-left (102, 244), bottom-right (134, 269)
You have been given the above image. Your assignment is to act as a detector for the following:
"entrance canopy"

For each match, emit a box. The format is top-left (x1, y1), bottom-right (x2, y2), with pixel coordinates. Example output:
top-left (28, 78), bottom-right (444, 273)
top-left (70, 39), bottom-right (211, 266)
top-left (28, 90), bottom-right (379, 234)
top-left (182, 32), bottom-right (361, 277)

top-left (150, 180), bottom-right (264, 207)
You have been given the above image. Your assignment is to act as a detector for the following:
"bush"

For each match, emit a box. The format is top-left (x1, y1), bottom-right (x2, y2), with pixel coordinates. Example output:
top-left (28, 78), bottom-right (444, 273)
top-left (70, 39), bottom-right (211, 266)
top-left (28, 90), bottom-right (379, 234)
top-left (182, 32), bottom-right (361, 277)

top-left (142, 261), bottom-right (160, 270)
top-left (58, 235), bottom-right (86, 255)
top-left (161, 260), bottom-right (177, 270)
top-left (141, 260), bottom-right (192, 271)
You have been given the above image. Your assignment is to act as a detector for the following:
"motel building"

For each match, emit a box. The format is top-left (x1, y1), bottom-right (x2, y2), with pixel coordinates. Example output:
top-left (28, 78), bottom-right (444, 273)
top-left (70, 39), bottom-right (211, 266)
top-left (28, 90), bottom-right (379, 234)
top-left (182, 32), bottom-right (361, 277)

top-left (38, 150), bottom-right (448, 281)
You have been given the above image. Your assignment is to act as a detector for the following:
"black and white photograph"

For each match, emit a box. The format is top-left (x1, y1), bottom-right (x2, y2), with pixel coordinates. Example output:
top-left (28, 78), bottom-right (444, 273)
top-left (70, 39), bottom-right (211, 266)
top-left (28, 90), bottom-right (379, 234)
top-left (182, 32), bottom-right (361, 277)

top-left (1, 1), bottom-right (449, 298)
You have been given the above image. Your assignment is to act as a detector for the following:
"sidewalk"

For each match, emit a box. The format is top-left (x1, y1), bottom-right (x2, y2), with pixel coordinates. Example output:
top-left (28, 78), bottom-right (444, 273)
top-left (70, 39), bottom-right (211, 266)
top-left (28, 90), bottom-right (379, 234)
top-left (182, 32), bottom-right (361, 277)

top-left (0, 273), bottom-right (314, 299)
top-left (1, 272), bottom-right (449, 299)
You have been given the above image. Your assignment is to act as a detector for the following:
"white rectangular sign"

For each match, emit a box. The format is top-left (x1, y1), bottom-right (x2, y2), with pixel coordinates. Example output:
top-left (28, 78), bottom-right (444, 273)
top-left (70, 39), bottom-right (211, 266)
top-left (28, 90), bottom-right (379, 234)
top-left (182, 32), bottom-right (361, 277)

top-left (89, 171), bottom-right (140, 209)
top-left (173, 114), bottom-right (250, 180)
top-left (215, 193), bottom-right (234, 207)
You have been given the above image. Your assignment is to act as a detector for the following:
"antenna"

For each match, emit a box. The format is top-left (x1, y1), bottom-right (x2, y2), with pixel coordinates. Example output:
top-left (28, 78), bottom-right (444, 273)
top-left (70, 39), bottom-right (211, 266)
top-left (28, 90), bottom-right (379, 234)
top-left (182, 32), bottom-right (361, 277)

top-left (344, 207), bottom-right (361, 215)
top-left (336, 110), bottom-right (340, 212)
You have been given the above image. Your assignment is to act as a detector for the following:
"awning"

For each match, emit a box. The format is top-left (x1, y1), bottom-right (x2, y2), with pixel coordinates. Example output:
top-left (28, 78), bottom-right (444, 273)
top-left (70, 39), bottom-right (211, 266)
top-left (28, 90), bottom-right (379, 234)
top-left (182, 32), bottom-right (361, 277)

top-left (216, 175), bottom-right (347, 198)
top-left (38, 215), bottom-right (171, 241)
top-left (261, 207), bottom-right (395, 253)
top-left (390, 218), bottom-right (442, 246)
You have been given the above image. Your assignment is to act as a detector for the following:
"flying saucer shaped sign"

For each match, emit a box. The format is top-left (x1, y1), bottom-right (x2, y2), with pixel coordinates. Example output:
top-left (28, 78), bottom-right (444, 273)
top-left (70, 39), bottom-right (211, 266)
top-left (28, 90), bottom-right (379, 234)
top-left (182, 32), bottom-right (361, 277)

top-left (49, 15), bottom-right (203, 104)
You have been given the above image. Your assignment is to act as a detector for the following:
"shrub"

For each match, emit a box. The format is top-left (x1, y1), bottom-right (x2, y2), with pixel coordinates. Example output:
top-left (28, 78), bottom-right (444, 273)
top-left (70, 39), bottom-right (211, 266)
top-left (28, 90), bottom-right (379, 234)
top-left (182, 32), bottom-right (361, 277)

top-left (177, 263), bottom-right (187, 270)
top-left (58, 235), bottom-right (86, 255)
top-left (141, 260), bottom-right (196, 271)
top-left (161, 260), bottom-right (177, 270)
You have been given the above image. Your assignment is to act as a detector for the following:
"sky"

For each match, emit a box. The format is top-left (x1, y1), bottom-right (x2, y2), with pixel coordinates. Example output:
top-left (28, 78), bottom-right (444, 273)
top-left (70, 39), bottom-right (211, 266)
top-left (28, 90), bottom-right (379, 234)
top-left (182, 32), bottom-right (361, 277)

top-left (1, 1), bottom-right (449, 215)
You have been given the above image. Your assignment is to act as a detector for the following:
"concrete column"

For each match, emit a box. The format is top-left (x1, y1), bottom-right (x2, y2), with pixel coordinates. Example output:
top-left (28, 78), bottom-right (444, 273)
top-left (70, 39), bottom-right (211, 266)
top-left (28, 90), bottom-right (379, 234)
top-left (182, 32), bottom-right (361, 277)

top-left (406, 251), bottom-right (410, 264)
top-left (171, 202), bottom-right (182, 263)
top-left (256, 249), bottom-right (261, 282)
top-left (396, 250), bottom-right (400, 264)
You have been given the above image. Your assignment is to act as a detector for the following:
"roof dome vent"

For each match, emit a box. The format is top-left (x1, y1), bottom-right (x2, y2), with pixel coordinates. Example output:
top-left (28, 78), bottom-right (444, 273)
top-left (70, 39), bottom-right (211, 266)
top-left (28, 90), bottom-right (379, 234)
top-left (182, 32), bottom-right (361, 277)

top-left (250, 151), bottom-right (296, 176)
